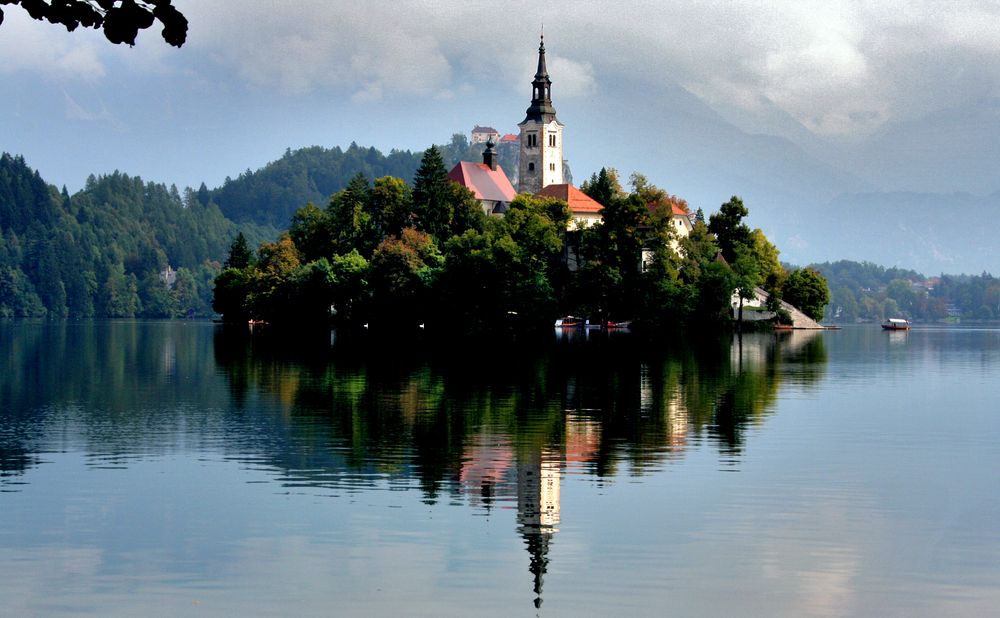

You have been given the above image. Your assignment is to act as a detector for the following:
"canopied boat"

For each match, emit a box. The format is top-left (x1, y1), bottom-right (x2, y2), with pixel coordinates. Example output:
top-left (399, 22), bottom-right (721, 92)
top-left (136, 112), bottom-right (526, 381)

top-left (881, 318), bottom-right (910, 330)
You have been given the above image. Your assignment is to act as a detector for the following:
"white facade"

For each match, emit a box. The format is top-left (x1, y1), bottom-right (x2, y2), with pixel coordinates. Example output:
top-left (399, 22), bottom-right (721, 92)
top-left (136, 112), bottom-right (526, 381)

top-left (518, 119), bottom-right (564, 194)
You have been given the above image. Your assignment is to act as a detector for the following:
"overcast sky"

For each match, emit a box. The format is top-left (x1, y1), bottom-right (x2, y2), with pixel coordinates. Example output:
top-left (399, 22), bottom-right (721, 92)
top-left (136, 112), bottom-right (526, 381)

top-left (3, 0), bottom-right (1000, 193)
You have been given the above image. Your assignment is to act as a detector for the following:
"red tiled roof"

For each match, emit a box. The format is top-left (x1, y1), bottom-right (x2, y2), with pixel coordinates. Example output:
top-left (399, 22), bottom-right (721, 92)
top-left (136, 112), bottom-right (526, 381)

top-left (647, 199), bottom-right (690, 217)
top-left (500, 133), bottom-right (518, 142)
top-left (536, 184), bottom-right (603, 214)
top-left (448, 162), bottom-right (517, 203)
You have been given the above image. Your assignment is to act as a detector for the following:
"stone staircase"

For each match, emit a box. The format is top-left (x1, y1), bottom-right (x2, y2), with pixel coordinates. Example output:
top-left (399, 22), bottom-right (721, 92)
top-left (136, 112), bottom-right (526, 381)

top-left (734, 288), bottom-right (826, 329)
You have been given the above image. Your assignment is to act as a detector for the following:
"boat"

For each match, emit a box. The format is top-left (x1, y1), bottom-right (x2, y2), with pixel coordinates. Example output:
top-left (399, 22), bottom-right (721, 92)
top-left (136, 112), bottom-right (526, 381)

top-left (604, 320), bottom-right (631, 329)
top-left (554, 316), bottom-right (585, 328)
top-left (881, 318), bottom-right (910, 330)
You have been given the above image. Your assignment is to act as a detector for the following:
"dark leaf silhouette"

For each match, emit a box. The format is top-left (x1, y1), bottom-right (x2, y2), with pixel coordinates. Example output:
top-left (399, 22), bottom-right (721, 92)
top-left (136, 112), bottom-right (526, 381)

top-left (1, 0), bottom-right (187, 47)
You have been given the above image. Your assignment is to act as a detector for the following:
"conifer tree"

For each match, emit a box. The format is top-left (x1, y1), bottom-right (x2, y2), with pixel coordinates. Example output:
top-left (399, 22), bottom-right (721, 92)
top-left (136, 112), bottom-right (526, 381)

top-left (224, 232), bottom-right (253, 270)
top-left (412, 146), bottom-right (451, 240)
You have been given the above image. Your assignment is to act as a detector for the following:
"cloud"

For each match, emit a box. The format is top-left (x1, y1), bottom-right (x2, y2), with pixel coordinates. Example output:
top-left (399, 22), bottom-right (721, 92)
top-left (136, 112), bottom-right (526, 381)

top-left (8, 0), bottom-right (1000, 141)
top-left (0, 10), bottom-right (106, 81)
top-left (62, 90), bottom-right (126, 131)
top-left (186, 4), bottom-right (454, 100)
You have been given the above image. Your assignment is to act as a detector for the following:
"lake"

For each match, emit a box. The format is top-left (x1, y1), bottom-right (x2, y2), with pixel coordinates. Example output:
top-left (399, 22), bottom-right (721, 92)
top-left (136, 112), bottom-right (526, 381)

top-left (1, 321), bottom-right (998, 616)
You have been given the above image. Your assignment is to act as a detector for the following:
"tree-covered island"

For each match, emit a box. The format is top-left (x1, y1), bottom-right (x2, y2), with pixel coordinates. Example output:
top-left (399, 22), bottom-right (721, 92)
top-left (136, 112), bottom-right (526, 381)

top-left (212, 145), bottom-right (829, 334)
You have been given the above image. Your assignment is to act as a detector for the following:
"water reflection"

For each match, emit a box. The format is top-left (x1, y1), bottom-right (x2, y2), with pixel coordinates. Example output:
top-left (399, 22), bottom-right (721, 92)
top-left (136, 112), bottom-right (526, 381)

top-left (211, 326), bottom-right (828, 605)
top-left (0, 322), bottom-right (829, 608)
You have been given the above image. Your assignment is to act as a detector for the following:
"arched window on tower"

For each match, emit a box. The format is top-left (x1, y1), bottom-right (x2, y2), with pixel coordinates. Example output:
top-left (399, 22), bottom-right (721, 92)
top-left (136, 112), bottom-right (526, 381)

top-left (528, 162), bottom-right (535, 173)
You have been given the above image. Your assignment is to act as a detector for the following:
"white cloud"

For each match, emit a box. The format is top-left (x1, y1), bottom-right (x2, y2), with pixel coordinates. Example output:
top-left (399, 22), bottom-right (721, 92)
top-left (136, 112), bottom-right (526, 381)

top-left (0, 10), bottom-right (106, 81)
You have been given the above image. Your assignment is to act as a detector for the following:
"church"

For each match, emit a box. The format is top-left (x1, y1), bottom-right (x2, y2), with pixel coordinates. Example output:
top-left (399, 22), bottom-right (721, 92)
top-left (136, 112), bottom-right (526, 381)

top-left (448, 35), bottom-right (603, 228)
top-left (449, 36), bottom-right (692, 240)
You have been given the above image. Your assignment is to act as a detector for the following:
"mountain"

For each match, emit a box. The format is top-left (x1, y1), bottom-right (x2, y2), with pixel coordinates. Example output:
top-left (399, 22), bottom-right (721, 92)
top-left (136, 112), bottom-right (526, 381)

top-left (581, 79), bottom-right (1000, 274)
top-left (785, 191), bottom-right (1000, 275)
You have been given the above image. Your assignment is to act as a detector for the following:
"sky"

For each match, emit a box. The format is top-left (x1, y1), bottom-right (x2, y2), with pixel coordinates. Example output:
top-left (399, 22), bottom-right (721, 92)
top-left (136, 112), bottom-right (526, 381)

top-left (3, 1), bottom-right (1000, 197)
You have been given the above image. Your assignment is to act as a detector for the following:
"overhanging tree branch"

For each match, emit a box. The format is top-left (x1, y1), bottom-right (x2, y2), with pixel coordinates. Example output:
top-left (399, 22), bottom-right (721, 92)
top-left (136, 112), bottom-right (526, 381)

top-left (0, 0), bottom-right (188, 47)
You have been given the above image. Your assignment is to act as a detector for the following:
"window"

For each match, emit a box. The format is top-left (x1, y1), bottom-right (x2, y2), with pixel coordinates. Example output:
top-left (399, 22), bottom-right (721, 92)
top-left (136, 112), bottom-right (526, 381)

top-left (548, 134), bottom-right (556, 148)
top-left (528, 162), bottom-right (535, 172)
top-left (527, 133), bottom-right (537, 148)
top-left (549, 163), bottom-right (556, 172)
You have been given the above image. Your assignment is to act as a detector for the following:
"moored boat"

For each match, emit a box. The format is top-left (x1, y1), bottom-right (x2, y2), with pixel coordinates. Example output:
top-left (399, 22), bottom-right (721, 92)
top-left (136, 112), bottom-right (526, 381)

top-left (881, 318), bottom-right (910, 330)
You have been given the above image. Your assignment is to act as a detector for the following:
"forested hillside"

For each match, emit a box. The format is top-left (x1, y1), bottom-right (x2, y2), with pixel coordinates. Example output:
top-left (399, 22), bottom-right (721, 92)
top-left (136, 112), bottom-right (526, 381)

top-left (211, 144), bottom-right (424, 228)
top-left (813, 259), bottom-right (1000, 322)
top-left (209, 136), bottom-right (524, 230)
top-left (0, 154), bottom-right (267, 318)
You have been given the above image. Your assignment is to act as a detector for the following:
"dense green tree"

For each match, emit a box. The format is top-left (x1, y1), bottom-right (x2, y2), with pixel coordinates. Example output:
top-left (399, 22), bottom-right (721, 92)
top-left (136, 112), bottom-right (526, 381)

top-left (0, 266), bottom-right (45, 317)
top-left (438, 195), bottom-right (567, 331)
top-left (412, 146), bottom-right (453, 239)
top-left (783, 268), bottom-right (831, 321)
top-left (100, 263), bottom-right (139, 317)
top-left (225, 232), bottom-right (254, 270)
top-left (139, 271), bottom-right (177, 318)
top-left (369, 228), bottom-right (441, 328)
top-left (288, 204), bottom-right (332, 264)
top-left (250, 234), bottom-right (301, 321)
top-left (708, 196), bottom-right (752, 264)
top-left (213, 267), bottom-right (253, 322)
top-left (369, 176), bottom-right (414, 238)
top-left (580, 167), bottom-right (624, 208)
top-left (328, 173), bottom-right (380, 256)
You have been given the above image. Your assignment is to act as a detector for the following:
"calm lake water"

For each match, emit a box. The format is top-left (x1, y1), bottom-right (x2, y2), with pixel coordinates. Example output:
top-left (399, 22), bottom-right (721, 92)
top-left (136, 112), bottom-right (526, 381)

top-left (1, 321), bottom-right (998, 616)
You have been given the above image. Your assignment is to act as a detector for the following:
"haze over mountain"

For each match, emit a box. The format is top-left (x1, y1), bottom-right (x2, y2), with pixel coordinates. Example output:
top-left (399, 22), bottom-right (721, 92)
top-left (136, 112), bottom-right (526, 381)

top-left (2, 1), bottom-right (999, 274)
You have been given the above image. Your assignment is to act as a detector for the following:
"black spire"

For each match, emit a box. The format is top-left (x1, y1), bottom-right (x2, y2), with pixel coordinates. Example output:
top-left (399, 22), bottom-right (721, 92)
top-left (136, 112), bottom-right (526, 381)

top-left (523, 34), bottom-right (557, 123)
top-left (483, 135), bottom-right (498, 171)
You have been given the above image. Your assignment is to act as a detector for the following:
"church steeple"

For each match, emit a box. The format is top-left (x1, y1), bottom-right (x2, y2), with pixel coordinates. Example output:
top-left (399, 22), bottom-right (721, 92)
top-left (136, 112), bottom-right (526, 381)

top-left (523, 34), bottom-right (557, 124)
top-left (517, 34), bottom-right (564, 194)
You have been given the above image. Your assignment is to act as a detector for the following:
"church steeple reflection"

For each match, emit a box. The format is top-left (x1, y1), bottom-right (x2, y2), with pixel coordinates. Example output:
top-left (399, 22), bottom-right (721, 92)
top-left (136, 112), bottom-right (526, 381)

top-left (517, 446), bottom-right (561, 608)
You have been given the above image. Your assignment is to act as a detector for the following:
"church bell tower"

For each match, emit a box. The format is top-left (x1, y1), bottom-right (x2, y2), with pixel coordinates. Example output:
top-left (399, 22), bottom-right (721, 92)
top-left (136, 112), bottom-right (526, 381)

top-left (517, 35), bottom-right (564, 194)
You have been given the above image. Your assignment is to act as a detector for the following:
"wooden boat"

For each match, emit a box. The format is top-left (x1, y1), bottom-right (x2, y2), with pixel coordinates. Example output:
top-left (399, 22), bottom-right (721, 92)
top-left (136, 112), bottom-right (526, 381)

top-left (881, 318), bottom-right (910, 330)
top-left (554, 316), bottom-right (584, 328)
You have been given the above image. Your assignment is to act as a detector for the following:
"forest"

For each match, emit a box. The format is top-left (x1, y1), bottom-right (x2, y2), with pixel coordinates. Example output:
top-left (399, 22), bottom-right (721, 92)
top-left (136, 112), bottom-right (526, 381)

top-left (816, 260), bottom-right (1000, 322)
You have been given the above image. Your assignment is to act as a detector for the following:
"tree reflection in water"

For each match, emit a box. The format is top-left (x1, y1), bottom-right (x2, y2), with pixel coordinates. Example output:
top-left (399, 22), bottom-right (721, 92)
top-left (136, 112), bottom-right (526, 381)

top-left (0, 322), bottom-right (827, 606)
top-left (212, 326), bottom-right (828, 606)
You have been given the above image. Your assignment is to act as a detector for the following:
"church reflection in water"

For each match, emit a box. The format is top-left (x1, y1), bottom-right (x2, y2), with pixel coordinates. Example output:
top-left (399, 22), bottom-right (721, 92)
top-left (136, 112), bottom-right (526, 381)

top-left (452, 330), bottom-right (825, 607)
top-left (456, 408), bottom-right (616, 607)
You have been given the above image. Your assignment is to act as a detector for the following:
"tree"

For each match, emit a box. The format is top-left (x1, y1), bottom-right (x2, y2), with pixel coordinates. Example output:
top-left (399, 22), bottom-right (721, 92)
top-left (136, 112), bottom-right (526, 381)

top-left (580, 167), bottom-right (624, 208)
top-left (224, 232), bottom-right (254, 270)
top-left (288, 203), bottom-right (333, 263)
top-left (1, 0), bottom-right (188, 47)
top-left (783, 268), bottom-right (831, 322)
top-left (708, 196), bottom-right (752, 263)
top-left (412, 146), bottom-right (452, 240)
top-left (369, 176), bottom-right (413, 238)
top-left (369, 228), bottom-right (441, 328)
